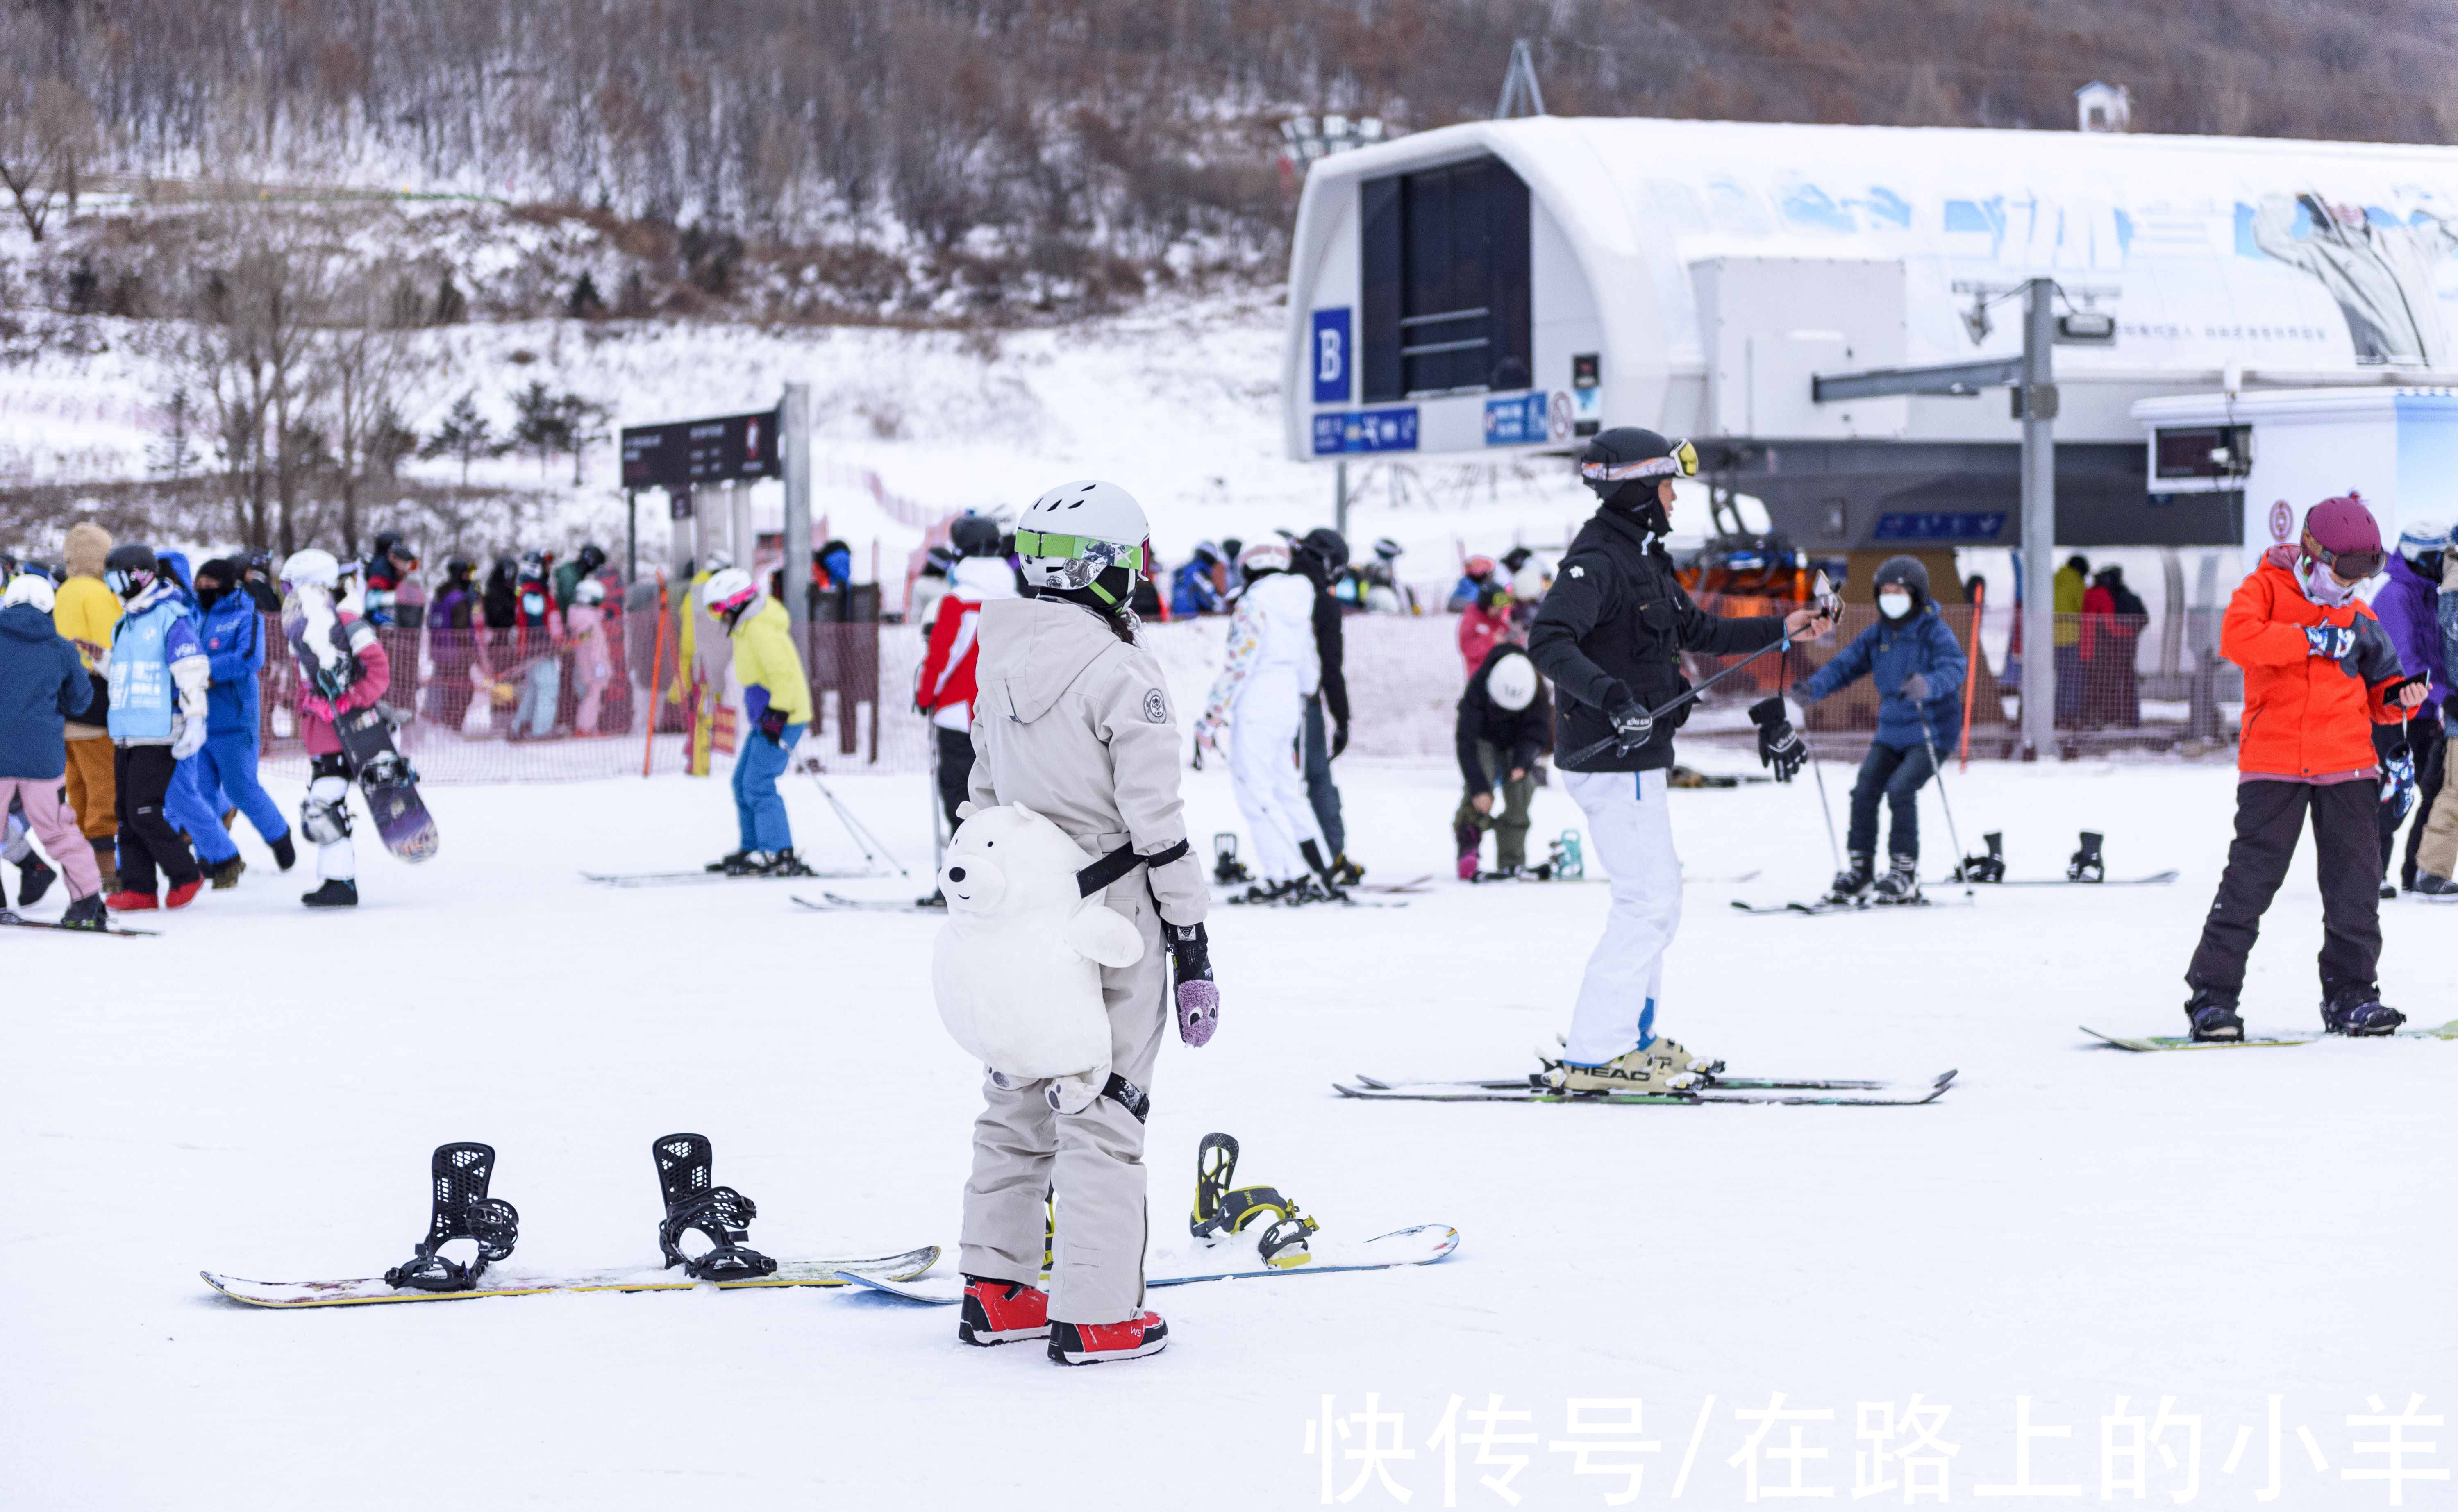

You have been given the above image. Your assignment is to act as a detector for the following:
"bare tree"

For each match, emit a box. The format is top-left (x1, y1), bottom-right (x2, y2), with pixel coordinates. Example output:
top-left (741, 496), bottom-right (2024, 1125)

top-left (181, 222), bottom-right (337, 552)
top-left (321, 272), bottom-right (426, 557)
top-left (0, 73), bottom-right (94, 243)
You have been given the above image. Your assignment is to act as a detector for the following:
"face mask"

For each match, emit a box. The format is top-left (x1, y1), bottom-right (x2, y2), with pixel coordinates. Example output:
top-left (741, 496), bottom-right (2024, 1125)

top-left (2299, 556), bottom-right (2358, 608)
top-left (1878, 591), bottom-right (1912, 620)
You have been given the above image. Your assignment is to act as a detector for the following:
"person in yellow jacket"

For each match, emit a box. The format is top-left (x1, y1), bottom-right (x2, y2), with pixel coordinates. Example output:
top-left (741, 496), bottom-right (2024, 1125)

top-left (700, 568), bottom-right (813, 876)
top-left (668, 551), bottom-right (735, 775)
top-left (52, 521), bottom-right (122, 890)
top-left (2053, 552), bottom-right (2089, 726)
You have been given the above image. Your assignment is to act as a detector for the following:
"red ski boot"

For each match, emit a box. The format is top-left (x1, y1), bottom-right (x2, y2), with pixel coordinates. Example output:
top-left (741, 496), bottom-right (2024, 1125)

top-left (164, 877), bottom-right (204, 909)
top-left (104, 888), bottom-right (159, 911)
top-left (959, 1277), bottom-right (1051, 1346)
top-left (1048, 1311), bottom-right (1168, 1365)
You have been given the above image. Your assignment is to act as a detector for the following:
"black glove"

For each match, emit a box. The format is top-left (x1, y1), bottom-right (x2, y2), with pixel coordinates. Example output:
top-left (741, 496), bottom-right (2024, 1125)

top-left (1748, 696), bottom-right (1806, 783)
top-left (1604, 692), bottom-right (1654, 754)
top-left (757, 705), bottom-right (788, 744)
top-left (1330, 714), bottom-right (1349, 759)
top-left (1167, 922), bottom-right (1218, 1047)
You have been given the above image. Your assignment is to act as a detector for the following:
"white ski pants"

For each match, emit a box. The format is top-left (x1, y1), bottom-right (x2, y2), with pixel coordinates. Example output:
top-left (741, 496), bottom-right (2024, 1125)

top-left (1562, 767), bottom-right (1681, 1065)
top-left (1229, 671), bottom-right (1323, 882)
top-left (960, 859), bottom-right (1165, 1325)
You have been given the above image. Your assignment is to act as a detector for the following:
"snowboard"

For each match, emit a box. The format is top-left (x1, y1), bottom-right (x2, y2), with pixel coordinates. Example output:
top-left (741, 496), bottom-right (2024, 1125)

top-left (793, 892), bottom-right (945, 915)
top-left (582, 867), bottom-right (883, 888)
top-left (2080, 1020), bottom-right (2458, 1053)
top-left (836, 1225), bottom-right (1459, 1305)
top-left (1352, 1071), bottom-right (1896, 1092)
top-left (1731, 893), bottom-right (1974, 916)
top-left (1964, 871), bottom-right (2179, 888)
top-left (0, 908), bottom-right (157, 938)
top-left (1333, 1070), bottom-right (1958, 1107)
top-left (332, 704), bottom-right (439, 862)
top-left (202, 1244), bottom-right (942, 1308)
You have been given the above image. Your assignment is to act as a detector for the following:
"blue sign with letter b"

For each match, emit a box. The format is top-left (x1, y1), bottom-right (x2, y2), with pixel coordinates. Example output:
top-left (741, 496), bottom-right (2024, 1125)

top-left (1311, 309), bottom-right (1351, 405)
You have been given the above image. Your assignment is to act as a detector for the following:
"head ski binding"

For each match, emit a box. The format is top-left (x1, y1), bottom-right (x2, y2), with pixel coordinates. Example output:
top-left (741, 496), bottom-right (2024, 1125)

top-left (384, 1142), bottom-right (520, 1292)
top-left (651, 1133), bottom-right (779, 1282)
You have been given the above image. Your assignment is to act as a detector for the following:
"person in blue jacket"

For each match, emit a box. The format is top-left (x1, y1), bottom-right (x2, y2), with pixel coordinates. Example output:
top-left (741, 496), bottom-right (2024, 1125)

top-left (1795, 555), bottom-right (1967, 905)
top-left (153, 552), bottom-right (249, 888)
top-left (191, 557), bottom-right (295, 877)
top-left (101, 543), bottom-right (211, 910)
top-left (1170, 542), bottom-right (1228, 617)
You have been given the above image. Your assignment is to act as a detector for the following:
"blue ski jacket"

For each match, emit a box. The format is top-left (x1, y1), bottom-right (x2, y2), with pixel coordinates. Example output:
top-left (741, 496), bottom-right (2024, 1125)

top-left (197, 587), bottom-right (266, 736)
top-left (1800, 602), bottom-right (1969, 751)
top-left (0, 599), bottom-right (92, 779)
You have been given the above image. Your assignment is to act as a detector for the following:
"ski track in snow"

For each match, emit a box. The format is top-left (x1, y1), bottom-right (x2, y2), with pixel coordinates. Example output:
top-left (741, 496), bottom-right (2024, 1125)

top-left (1, 758), bottom-right (2449, 1506)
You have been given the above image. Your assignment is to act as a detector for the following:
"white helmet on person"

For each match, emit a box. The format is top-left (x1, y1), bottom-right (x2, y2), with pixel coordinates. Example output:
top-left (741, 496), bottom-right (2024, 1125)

top-left (2398, 519), bottom-right (2453, 561)
top-left (281, 548), bottom-right (341, 589)
top-left (703, 567), bottom-right (758, 620)
top-left (573, 577), bottom-right (605, 606)
top-left (1236, 538), bottom-right (1292, 581)
top-left (2, 572), bottom-right (54, 613)
top-left (1014, 479), bottom-right (1150, 602)
top-left (1487, 649), bottom-right (1539, 712)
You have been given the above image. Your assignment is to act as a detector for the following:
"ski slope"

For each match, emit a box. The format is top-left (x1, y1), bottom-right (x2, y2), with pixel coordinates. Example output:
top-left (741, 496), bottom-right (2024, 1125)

top-left (1, 757), bottom-right (2449, 1507)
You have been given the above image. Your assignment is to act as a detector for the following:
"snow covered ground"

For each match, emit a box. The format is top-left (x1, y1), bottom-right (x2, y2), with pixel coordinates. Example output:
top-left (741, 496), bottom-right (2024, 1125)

top-left (2, 756), bottom-right (2450, 1508)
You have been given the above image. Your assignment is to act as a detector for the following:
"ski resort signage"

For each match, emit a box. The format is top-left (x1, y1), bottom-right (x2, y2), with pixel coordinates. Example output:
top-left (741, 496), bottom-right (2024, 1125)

top-left (621, 406), bottom-right (784, 489)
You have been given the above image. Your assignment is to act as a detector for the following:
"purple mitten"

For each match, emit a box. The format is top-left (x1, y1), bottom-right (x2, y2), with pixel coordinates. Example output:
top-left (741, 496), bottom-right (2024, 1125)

top-left (1167, 922), bottom-right (1218, 1047)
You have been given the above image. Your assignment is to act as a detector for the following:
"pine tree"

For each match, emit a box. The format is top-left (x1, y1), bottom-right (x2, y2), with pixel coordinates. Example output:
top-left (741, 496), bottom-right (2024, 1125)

top-left (418, 392), bottom-right (505, 485)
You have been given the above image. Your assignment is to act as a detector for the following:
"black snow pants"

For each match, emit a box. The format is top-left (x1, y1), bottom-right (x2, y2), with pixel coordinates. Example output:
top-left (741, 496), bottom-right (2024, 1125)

top-left (1846, 739), bottom-right (1935, 861)
top-left (113, 744), bottom-right (200, 894)
top-left (934, 725), bottom-right (975, 832)
top-left (2185, 777), bottom-right (2381, 1007)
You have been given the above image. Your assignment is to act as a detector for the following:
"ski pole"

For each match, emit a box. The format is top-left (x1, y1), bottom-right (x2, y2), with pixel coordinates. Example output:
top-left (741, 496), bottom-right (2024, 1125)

top-left (1809, 743), bottom-right (1842, 875)
top-left (1560, 574), bottom-right (1841, 768)
top-left (1915, 711), bottom-right (1967, 884)
top-left (800, 758), bottom-right (909, 876)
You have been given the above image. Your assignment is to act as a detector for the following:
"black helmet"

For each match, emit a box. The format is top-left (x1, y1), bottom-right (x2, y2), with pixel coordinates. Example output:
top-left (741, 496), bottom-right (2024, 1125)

top-left (1580, 427), bottom-right (1695, 533)
top-left (1298, 527), bottom-right (1351, 574)
top-left (1372, 536), bottom-right (1402, 561)
top-left (104, 543), bottom-right (157, 597)
top-left (576, 543), bottom-right (607, 574)
top-left (444, 556), bottom-right (475, 581)
top-left (1872, 555), bottom-right (1930, 606)
top-left (949, 515), bottom-right (1002, 558)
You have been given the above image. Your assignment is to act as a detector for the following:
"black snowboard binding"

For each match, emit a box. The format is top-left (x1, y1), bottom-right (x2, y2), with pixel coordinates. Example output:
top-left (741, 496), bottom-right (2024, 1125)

top-left (2067, 830), bottom-right (2106, 884)
top-left (384, 1142), bottom-right (520, 1292)
top-left (652, 1132), bottom-right (779, 1281)
top-left (1189, 1133), bottom-right (1319, 1270)
top-left (1956, 831), bottom-right (2007, 884)
top-left (1212, 833), bottom-right (1251, 885)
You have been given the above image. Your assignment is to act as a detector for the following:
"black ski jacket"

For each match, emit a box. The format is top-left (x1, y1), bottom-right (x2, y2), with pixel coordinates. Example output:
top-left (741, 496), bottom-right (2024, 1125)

top-left (1455, 643), bottom-right (1551, 790)
top-left (1527, 506), bottom-right (1786, 772)
top-left (1292, 552), bottom-right (1349, 729)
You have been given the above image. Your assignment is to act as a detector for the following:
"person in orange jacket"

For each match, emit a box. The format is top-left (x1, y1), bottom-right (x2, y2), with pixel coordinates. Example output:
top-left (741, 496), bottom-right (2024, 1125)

top-left (2182, 495), bottom-right (2429, 1042)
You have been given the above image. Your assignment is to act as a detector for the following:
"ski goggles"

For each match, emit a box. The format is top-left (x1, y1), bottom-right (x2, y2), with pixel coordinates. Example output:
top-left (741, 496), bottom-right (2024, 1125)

top-left (1013, 529), bottom-right (1145, 575)
top-left (1580, 438), bottom-right (1698, 486)
top-left (2300, 527), bottom-right (2383, 580)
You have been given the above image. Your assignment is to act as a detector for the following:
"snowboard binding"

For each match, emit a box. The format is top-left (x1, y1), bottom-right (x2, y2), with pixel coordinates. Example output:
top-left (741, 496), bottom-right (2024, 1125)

top-left (2067, 830), bottom-right (2106, 885)
top-left (1956, 831), bottom-right (2007, 884)
top-left (1189, 1133), bottom-right (1319, 1270)
top-left (1212, 833), bottom-right (1252, 886)
top-left (651, 1132), bottom-right (779, 1282)
top-left (1549, 829), bottom-right (1584, 880)
top-left (384, 1142), bottom-right (520, 1293)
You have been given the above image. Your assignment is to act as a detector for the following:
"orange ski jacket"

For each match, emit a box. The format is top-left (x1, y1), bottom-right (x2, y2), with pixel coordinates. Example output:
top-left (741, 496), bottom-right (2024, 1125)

top-left (2224, 547), bottom-right (2407, 779)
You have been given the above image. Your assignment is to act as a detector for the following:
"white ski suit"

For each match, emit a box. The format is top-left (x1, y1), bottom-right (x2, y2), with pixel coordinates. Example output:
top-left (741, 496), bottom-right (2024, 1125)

top-left (1199, 570), bottom-right (1323, 882)
top-left (961, 596), bottom-right (1207, 1325)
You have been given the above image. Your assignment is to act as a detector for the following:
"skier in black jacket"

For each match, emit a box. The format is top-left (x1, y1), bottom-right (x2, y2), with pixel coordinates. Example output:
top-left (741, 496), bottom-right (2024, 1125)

top-left (1526, 427), bottom-right (1830, 1093)
top-left (1292, 527), bottom-right (1360, 883)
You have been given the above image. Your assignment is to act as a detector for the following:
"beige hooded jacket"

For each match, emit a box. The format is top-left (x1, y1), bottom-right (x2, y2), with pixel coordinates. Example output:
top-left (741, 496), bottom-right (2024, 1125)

top-left (967, 597), bottom-right (1206, 928)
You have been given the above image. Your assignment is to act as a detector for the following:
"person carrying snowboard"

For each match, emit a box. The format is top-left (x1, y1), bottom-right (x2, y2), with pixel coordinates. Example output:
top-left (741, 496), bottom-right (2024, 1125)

top-left (100, 543), bottom-right (211, 913)
top-left (701, 566), bottom-right (813, 877)
top-left (1527, 428), bottom-right (1830, 1092)
top-left (2183, 495), bottom-right (2426, 1040)
top-left (956, 477), bottom-right (1212, 1365)
top-left (1195, 540), bottom-right (1343, 903)
top-left (282, 549), bottom-right (391, 909)
top-left (1454, 643), bottom-right (1550, 879)
top-left (0, 571), bottom-right (109, 928)
top-left (1793, 556), bottom-right (1967, 905)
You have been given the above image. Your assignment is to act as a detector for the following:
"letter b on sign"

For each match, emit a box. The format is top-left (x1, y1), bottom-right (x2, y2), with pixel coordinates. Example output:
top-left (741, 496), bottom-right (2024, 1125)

top-left (1311, 309), bottom-right (1352, 405)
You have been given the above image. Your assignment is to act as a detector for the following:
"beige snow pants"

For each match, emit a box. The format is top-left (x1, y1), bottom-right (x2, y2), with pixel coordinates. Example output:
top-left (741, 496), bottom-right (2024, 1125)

top-left (2419, 774), bottom-right (2458, 880)
top-left (959, 845), bottom-right (1167, 1326)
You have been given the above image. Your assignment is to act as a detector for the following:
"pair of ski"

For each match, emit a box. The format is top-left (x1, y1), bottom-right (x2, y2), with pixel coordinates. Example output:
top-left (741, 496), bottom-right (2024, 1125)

top-left (2081, 1019), bottom-right (2458, 1053)
top-left (582, 867), bottom-right (887, 888)
top-left (0, 907), bottom-right (156, 938)
top-left (1334, 1069), bottom-right (1958, 1107)
top-left (1731, 893), bottom-right (1974, 917)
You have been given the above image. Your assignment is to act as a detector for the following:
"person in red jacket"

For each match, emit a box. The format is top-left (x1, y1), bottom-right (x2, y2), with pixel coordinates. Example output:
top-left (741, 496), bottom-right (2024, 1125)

top-left (2182, 496), bottom-right (2428, 1041)
top-left (916, 543), bottom-right (1018, 830)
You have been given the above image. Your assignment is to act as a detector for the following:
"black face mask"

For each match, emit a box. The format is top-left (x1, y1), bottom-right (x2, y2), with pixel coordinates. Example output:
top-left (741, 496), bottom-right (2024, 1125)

top-left (196, 581), bottom-right (229, 610)
top-left (1603, 479), bottom-right (1672, 536)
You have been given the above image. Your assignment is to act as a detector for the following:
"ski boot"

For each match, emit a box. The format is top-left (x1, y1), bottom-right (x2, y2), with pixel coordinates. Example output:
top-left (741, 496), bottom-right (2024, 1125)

top-left (713, 849), bottom-right (761, 876)
top-left (271, 833), bottom-right (298, 872)
top-left (104, 886), bottom-right (157, 911)
top-left (1211, 833), bottom-right (1251, 886)
top-left (650, 1132), bottom-right (778, 1281)
top-left (2320, 988), bottom-right (2406, 1038)
top-left (384, 1142), bottom-right (520, 1292)
top-left (2416, 872), bottom-right (2458, 902)
top-left (1297, 840), bottom-right (1349, 904)
top-left (2067, 830), bottom-right (2105, 884)
top-left (960, 1276), bottom-right (1051, 1346)
top-left (1872, 855), bottom-right (1922, 905)
top-left (208, 856), bottom-right (246, 890)
top-left (1049, 1311), bottom-right (1168, 1365)
top-left (1824, 851), bottom-right (1874, 905)
top-left (1542, 1044), bottom-right (1705, 1096)
top-left (2378, 882), bottom-right (2400, 901)
top-left (761, 849), bottom-right (815, 878)
top-left (1189, 1133), bottom-right (1319, 1269)
top-left (1454, 819), bottom-right (1482, 881)
top-left (16, 854), bottom-right (55, 907)
top-left (1956, 831), bottom-right (2006, 884)
top-left (1329, 853), bottom-right (1364, 888)
top-left (164, 876), bottom-right (202, 909)
top-left (1231, 877), bottom-right (1293, 905)
top-left (2183, 990), bottom-right (2243, 1042)
top-left (302, 877), bottom-right (357, 908)
top-left (57, 893), bottom-right (107, 931)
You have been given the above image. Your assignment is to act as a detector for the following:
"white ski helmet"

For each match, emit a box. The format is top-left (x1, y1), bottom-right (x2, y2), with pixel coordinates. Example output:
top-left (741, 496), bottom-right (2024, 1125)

top-left (573, 577), bottom-right (605, 606)
top-left (282, 548), bottom-right (341, 589)
top-left (1487, 649), bottom-right (1539, 712)
top-left (1015, 479), bottom-right (1149, 601)
top-left (703, 567), bottom-right (758, 619)
top-left (2, 572), bottom-right (54, 613)
top-left (1236, 538), bottom-right (1292, 580)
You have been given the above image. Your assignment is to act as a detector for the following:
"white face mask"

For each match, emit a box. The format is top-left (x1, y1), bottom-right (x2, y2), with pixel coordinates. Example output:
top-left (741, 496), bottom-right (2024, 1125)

top-left (1878, 591), bottom-right (1912, 620)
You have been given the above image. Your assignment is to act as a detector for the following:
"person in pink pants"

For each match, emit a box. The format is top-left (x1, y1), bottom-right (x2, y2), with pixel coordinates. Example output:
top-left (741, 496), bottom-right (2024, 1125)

top-left (568, 579), bottom-right (614, 735)
top-left (0, 572), bottom-right (109, 926)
